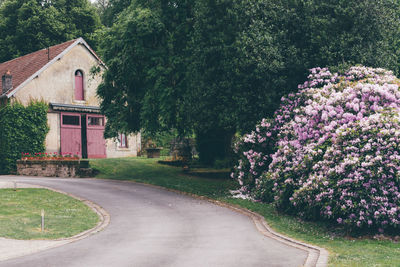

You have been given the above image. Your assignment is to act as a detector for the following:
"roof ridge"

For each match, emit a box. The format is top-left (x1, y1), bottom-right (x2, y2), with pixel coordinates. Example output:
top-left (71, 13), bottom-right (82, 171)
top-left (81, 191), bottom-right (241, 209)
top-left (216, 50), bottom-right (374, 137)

top-left (0, 37), bottom-right (104, 99)
top-left (0, 38), bottom-right (78, 66)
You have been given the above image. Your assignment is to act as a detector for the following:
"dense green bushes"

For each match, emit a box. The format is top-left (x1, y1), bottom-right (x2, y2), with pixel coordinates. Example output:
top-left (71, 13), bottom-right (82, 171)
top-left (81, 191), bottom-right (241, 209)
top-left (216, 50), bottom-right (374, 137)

top-left (0, 101), bottom-right (49, 174)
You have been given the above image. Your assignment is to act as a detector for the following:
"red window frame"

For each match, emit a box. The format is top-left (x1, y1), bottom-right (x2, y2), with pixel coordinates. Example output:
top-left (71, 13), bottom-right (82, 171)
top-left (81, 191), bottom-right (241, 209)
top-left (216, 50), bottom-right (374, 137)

top-left (119, 133), bottom-right (128, 148)
top-left (75, 70), bottom-right (84, 101)
top-left (87, 115), bottom-right (105, 129)
top-left (60, 113), bottom-right (81, 129)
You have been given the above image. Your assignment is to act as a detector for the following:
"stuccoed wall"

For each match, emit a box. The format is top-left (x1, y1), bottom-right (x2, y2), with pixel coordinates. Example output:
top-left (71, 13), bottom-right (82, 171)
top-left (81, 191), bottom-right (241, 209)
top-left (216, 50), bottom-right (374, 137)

top-left (10, 43), bottom-right (141, 157)
top-left (13, 44), bottom-right (104, 106)
top-left (45, 112), bottom-right (60, 153)
top-left (106, 133), bottom-right (141, 158)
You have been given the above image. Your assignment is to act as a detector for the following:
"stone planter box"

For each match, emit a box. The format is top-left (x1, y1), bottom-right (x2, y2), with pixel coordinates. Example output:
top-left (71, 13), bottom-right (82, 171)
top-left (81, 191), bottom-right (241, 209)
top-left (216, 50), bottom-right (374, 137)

top-left (145, 148), bottom-right (162, 158)
top-left (16, 159), bottom-right (92, 178)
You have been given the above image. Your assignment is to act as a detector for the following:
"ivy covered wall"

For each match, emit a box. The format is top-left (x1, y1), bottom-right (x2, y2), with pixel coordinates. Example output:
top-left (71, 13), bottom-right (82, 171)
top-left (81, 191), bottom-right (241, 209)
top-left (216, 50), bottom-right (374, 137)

top-left (0, 101), bottom-right (49, 174)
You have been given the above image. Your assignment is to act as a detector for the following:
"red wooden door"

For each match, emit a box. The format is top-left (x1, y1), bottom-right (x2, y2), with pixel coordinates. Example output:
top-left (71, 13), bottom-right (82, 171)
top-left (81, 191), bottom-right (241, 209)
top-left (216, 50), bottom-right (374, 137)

top-left (60, 113), bottom-right (82, 157)
top-left (86, 115), bottom-right (106, 158)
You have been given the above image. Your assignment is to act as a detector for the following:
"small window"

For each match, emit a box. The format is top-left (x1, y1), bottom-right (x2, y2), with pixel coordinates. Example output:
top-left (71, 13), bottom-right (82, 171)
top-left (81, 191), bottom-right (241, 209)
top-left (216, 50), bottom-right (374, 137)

top-left (88, 116), bottom-right (104, 126)
top-left (75, 70), bottom-right (84, 100)
top-left (62, 115), bottom-right (80, 126)
top-left (118, 133), bottom-right (128, 148)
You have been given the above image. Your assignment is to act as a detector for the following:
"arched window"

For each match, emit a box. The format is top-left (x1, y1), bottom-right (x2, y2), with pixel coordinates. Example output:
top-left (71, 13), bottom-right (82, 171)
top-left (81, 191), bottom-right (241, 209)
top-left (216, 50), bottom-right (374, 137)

top-left (75, 70), bottom-right (84, 100)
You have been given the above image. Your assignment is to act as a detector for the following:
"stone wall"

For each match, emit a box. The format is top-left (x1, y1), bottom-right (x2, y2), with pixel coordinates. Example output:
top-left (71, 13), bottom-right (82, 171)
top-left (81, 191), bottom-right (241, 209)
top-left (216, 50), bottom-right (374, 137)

top-left (17, 160), bottom-right (82, 178)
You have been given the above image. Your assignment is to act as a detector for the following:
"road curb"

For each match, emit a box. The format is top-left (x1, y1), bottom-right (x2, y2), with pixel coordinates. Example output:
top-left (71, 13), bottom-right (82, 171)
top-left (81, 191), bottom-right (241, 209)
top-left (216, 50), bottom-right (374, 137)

top-left (0, 181), bottom-right (110, 262)
top-left (213, 201), bottom-right (329, 267)
top-left (39, 185), bottom-right (111, 242)
top-left (122, 180), bottom-right (329, 267)
top-left (2, 177), bottom-right (328, 266)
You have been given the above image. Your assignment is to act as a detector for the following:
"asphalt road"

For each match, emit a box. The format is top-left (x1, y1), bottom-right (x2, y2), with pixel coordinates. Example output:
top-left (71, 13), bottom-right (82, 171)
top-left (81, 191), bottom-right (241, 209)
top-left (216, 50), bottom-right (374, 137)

top-left (0, 176), bottom-right (307, 267)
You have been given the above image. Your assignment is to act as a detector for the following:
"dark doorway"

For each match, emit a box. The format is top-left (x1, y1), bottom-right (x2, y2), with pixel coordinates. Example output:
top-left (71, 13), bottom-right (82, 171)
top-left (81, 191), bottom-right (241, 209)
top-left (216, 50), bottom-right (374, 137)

top-left (81, 114), bottom-right (88, 158)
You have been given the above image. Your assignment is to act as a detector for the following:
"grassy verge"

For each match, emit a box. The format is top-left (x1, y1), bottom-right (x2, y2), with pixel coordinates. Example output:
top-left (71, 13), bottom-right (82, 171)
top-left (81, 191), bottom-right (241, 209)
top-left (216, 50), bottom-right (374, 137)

top-left (0, 188), bottom-right (99, 239)
top-left (92, 157), bottom-right (236, 198)
top-left (91, 157), bottom-right (400, 267)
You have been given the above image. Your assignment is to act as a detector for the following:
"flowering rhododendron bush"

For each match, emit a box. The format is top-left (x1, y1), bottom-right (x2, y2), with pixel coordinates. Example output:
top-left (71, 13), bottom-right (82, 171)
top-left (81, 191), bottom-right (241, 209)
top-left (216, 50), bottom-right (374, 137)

top-left (231, 118), bottom-right (277, 201)
top-left (233, 66), bottom-right (400, 232)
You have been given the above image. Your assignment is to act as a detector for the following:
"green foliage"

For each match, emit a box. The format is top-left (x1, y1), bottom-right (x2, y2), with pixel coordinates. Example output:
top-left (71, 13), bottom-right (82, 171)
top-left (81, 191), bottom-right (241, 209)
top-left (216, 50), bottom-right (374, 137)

top-left (213, 158), bottom-right (233, 169)
top-left (188, 0), bottom-right (289, 164)
top-left (0, 0), bottom-right (102, 62)
top-left (97, 5), bottom-right (164, 137)
top-left (141, 129), bottom-right (178, 154)
top-left (98, 0), bottom-right (400, 165)
top-left (189, 0), bottom-right (400, 134)
top-left (97, 0), bottom-right (194, 138)
top-left (0, 101), bottom-right (49, 174)
top-left (195, 128), bottom-right (234, 165)
top-left (295, 0), bottom-right (400, 74)
top-left (98, 0), bottom-right (131, 27)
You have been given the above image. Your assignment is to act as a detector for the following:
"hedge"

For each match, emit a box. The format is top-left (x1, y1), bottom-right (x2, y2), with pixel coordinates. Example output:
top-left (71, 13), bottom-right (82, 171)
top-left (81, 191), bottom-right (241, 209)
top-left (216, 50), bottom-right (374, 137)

top-left (0, 101), bottom-right (49, 174)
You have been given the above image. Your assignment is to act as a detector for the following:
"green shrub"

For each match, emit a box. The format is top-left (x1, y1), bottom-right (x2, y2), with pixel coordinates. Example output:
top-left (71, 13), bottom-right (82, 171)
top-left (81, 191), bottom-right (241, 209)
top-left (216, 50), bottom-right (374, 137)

top-left (196, 128), bottom-right (234, 166)
top-left (0, 101), bottom-right (49, 174)
top-left (214, 158), bottom-right (233, 169)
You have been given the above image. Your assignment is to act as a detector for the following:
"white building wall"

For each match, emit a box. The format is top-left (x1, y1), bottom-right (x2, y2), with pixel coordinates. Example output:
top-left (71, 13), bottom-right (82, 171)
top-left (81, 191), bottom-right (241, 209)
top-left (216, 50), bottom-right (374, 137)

top-left (106, 133), bottom-right (141, 158)
top-left (45, 112), bottom-right (60, 153)
top-left (12, 43), bottom-right (141, 158)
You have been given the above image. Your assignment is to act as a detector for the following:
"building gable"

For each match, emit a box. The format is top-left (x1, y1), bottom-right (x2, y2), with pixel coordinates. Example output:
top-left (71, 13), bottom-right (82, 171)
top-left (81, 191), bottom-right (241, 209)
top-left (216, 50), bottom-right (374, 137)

top-left (0, 39), bottom-right (141, 159)
top-left (0, 38), bottom-right (104, 100)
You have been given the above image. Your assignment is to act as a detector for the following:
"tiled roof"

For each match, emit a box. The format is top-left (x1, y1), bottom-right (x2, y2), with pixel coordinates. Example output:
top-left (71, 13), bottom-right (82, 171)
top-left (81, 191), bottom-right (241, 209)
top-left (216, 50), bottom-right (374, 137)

top-left (0, 39), bottom-right (77, 96)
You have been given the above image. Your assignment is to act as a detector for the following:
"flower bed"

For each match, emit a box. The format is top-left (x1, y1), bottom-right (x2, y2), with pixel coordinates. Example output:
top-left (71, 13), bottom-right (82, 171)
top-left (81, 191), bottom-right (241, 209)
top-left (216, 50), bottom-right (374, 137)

top-left (20, 152), bottom-right (79, 161)
top-left (17, 153), bottom-right (92, 178)
top-left (233, 66), bottom-right (400, 233)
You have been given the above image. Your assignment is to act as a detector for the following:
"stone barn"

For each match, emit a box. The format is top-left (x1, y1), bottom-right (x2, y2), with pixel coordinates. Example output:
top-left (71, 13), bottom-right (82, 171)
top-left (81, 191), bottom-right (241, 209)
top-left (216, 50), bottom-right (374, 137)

top-left (0, 38), bottom-right (141, 158)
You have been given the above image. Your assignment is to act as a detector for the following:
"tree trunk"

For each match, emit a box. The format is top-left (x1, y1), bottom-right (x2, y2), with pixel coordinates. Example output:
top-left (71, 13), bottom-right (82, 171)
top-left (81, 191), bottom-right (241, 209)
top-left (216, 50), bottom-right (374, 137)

top-left (195, 128), bottom-right (234, 166)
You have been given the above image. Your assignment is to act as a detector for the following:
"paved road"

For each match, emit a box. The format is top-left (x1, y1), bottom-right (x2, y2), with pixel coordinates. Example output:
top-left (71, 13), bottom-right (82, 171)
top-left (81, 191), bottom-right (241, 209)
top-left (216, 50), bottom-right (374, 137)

top-left (0, 176), bottom-right (307, 267)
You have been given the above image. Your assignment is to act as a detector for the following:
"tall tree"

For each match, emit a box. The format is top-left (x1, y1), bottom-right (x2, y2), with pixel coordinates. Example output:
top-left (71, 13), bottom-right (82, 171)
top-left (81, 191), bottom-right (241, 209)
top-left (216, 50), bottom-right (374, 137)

top-left (98, 0), bottom-right (400, 164)
top-left (97, 0), bottom-right (194, 138)
top-left (92, 0), bottom-right (109, 21)
top-left (186, 0), bottom-right (241, 163)
top-left (0, 0), bottom-right (101, 62)
top-left (98, 0), bottom-right (131, 27)
top-left (187, 0), bottom-right (400, 163)
top-left (280, 0), bottom-right (400, 74)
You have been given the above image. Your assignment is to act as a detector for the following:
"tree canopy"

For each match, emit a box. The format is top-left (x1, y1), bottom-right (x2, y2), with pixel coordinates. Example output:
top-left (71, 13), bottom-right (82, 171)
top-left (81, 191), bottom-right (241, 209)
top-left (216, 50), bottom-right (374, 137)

top-left (97, 0), bottom-right (400, 163)
top-left (97, 0), bottom-right (131, 27)
top-left (0, 0), bottom-right (398, 164)
top-left (0, 0), bottom-right (101, 62)
top-left (97, 0), bottom-right (194, 138)
top-left (96, 0), bottom-right (400, 163)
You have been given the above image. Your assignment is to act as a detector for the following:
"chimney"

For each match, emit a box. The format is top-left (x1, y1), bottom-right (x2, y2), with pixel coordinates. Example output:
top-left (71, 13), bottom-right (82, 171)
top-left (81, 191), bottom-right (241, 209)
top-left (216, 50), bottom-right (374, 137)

top-left (2, 70), bottom-right (12, 94)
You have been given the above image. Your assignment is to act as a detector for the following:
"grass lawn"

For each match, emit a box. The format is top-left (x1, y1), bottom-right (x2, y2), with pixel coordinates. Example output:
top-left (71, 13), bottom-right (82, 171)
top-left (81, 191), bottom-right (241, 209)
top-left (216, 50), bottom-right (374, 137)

top-left (0, 188), bottom-right (99, 240)
top-left (91, 157), bottom-right (400, 267)
top-left (92, 157), bottom-right (237, 198)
